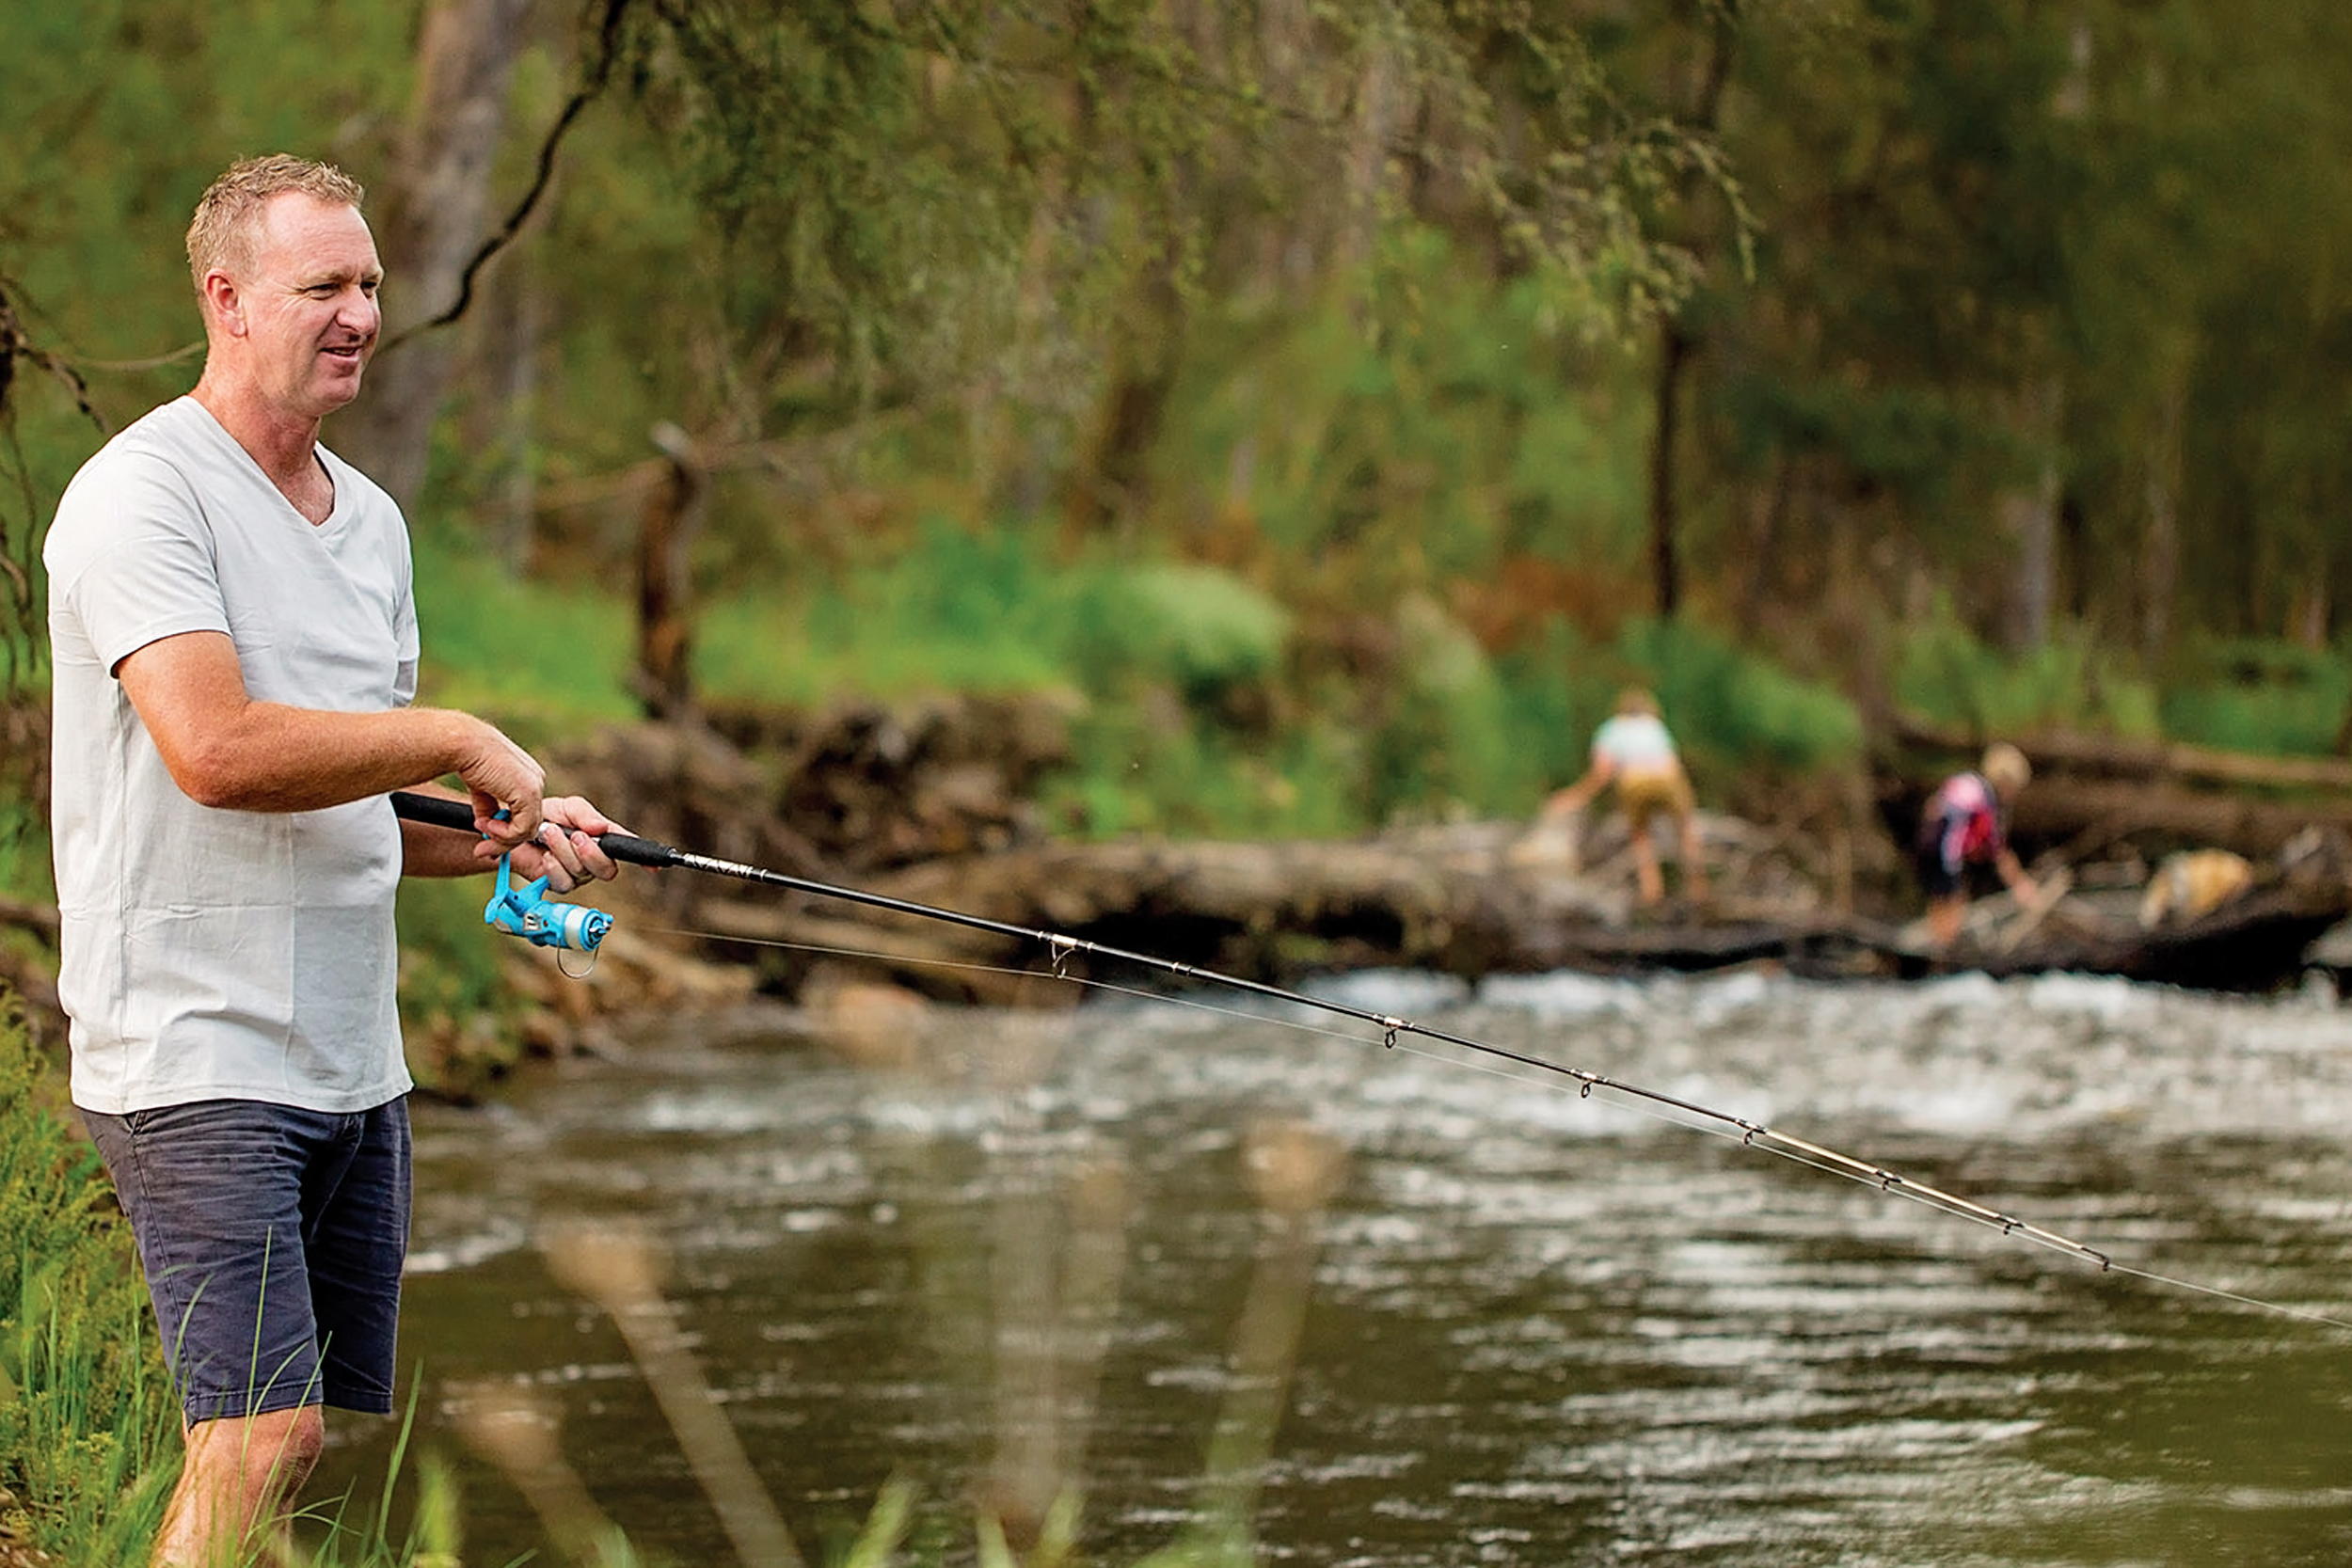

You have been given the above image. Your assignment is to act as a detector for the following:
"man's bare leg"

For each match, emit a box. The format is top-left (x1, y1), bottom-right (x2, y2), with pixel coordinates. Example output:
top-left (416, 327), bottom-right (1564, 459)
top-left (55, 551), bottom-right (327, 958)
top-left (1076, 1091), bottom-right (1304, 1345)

top-left (155, 1405), bottom-right (325, 1568)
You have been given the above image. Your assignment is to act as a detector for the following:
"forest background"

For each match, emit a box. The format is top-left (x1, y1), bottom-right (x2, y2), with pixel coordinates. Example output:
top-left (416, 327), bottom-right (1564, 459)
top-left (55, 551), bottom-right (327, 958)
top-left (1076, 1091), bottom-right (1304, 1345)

top-left (5, 0), bottom-right (2352, 908)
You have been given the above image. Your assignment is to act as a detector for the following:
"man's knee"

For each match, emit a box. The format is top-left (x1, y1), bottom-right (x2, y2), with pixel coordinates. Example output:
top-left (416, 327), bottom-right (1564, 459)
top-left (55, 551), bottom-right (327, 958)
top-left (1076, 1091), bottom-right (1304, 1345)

top-left (251, 1404), bottom-right (326, 1488)
top-left (275, 1404), bottom-right (326, 1478)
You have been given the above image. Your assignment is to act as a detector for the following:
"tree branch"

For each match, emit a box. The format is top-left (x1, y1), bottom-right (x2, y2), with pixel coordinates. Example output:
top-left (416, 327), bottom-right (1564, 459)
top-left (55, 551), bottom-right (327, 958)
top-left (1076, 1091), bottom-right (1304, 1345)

top-left (381, 0), bottom-right (636, 355)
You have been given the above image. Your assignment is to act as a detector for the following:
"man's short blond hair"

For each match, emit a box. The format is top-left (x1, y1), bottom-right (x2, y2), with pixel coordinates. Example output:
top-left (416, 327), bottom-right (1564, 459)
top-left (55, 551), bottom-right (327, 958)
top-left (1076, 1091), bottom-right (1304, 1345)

top-left (185, 154), bottom-right (366, 293)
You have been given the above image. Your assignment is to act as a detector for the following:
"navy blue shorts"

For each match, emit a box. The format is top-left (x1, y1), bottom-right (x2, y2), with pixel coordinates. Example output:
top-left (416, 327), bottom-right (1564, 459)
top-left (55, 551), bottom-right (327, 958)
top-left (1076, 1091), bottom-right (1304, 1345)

top-left (83, 1097), bottom-right (411, 1424)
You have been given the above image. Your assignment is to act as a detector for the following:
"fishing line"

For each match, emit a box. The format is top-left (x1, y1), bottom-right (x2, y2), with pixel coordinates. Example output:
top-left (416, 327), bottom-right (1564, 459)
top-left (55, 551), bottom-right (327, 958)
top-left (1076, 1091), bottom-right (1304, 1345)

top-left (393, 792), bottom-right (2352, 1333)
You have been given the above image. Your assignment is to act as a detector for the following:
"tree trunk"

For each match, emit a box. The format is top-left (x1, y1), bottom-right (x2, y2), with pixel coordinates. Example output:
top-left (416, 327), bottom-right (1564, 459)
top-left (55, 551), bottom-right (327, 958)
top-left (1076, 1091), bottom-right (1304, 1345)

top-left (636, 424), bottom-right (706, 722)
top-left (2137, 336), bottom-right (2189, 663)
top-left (336, 0), bottom-right (538, 511)
top-left (494, 256), bottom-right (543, 572)
top-left (1057, 12), bottom-right (1194, 546)
top-left (1337, 36), bottom-right (1402, 277)
top-left (1731, 450), bottom-right (1789, 640)
top-left (1646, 323), bottom-right (1690, 618)
top-left (1641, 0), bottom-right (1740, 623)
top-left (1998, 371), bottom-right (2064, 654)
top-left (1062, 249), bottom-right (1184, 542)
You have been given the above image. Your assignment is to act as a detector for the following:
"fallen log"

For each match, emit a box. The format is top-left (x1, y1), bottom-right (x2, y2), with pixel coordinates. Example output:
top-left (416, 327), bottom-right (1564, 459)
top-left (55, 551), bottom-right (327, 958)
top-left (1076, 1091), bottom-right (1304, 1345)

top-left (1873, 875), bottom-right (2352, 991)
top-left (613, 815), bottom-right (2352, 999)
top-left (620, 819), bottom-right (1748, 1001)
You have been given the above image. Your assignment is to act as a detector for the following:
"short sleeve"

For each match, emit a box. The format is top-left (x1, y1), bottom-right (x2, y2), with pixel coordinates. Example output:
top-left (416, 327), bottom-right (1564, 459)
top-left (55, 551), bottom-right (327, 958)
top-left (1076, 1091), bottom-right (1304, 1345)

top-left (47, 451), bottom-right (229, 676)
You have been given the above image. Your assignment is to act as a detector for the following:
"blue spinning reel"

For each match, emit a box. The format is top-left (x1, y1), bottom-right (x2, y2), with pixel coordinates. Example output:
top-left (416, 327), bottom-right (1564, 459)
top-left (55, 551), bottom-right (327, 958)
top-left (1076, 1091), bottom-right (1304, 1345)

top-left (483, 814), bottom-right (613, 957)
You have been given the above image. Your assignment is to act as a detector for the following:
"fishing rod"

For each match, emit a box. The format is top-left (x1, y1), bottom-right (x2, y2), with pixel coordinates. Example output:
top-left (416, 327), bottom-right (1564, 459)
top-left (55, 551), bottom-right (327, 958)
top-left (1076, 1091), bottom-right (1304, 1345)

top-left (389, 789), bottom-right (2350, 1329)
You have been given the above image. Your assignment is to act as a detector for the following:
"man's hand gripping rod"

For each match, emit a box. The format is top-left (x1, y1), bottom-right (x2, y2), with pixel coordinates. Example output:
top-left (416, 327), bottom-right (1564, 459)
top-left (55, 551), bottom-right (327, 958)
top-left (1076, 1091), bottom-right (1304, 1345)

top-left (391, 788), bottom-right (1106, 963)
top-left (394, 793), bottom-right (624, 955)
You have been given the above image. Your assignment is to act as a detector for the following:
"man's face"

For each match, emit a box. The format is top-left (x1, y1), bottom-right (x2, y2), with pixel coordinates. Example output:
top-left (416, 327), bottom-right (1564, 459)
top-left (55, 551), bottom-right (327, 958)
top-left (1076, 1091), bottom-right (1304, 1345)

top-left (228, 191), bottom-right (384, 420)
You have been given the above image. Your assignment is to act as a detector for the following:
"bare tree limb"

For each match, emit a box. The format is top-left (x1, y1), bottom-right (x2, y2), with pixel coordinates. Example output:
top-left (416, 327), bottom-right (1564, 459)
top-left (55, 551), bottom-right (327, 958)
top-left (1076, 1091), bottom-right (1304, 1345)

top-left (381, 0), bottom-right (636, 356)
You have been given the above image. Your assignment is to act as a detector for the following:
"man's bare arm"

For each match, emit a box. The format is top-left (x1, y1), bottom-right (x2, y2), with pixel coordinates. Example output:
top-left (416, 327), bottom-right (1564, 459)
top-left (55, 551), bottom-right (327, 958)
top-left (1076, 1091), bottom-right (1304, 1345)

top-left (116, 629), bottom-right (545, 847)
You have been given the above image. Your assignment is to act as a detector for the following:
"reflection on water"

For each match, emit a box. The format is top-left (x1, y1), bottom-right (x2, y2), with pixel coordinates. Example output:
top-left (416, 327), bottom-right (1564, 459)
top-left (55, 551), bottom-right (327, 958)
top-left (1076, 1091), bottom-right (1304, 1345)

top-left (319, 971), bottom-right (2352, 1565)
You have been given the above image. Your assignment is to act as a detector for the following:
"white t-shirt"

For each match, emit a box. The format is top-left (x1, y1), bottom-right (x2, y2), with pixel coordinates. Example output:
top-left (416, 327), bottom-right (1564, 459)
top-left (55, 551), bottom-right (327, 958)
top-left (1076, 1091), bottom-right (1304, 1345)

top-left (1591, 711), bottom-right (1678, 774)
top-left (45, 397), bottom-right (420, 1115)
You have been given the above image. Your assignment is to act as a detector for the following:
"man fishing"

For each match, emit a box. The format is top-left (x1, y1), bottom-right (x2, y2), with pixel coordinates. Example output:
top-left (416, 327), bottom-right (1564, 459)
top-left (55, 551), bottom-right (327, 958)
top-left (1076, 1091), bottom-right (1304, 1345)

top-left (44, 153), bottom-right (626, 1565)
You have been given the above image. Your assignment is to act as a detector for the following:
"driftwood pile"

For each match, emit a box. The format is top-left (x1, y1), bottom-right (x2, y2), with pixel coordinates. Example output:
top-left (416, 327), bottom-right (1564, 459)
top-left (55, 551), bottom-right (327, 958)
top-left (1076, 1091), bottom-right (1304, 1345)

top-left (564, 693), bottom-right (1073, 877)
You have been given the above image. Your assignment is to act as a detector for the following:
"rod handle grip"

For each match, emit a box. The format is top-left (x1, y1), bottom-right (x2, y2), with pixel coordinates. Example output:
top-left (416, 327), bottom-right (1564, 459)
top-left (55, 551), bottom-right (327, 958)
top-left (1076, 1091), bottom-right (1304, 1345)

top-left (389, 790), bottom-right (676, 868)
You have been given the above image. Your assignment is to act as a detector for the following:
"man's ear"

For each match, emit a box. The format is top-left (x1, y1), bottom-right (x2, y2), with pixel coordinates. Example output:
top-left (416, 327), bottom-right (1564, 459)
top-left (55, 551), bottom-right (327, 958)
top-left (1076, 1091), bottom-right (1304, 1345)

top-left (198, 270), bottom-right (245, 336)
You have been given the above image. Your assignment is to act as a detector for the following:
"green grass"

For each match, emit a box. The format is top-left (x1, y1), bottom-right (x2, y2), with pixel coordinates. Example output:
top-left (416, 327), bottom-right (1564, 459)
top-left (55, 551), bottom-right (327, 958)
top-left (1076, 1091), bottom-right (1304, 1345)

top-left (0, 1002), bottom-right (176, 1561)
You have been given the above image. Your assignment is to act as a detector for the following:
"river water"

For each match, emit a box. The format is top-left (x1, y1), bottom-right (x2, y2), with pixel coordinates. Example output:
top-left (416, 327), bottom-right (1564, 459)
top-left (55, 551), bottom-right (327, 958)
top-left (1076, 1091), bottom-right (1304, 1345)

top-left (318, 967), bottom-right (2352, 1566)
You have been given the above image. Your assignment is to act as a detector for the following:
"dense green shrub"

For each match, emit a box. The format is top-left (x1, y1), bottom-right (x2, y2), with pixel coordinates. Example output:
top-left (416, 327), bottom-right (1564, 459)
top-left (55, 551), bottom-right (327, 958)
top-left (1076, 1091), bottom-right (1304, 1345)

top-left (1890, 596), bottom-right (2161, 739)
top-left (1492, 617), bottom-right (1863, 810)
top-left (1358, 595), bottom-right (1527, 822)
top-left (1066, 562), bottom-right (1292, 710)
top-left (695, 515), bottom-right (1073, 703)
top-left (1613, 618), bottom-right (1865, 780)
